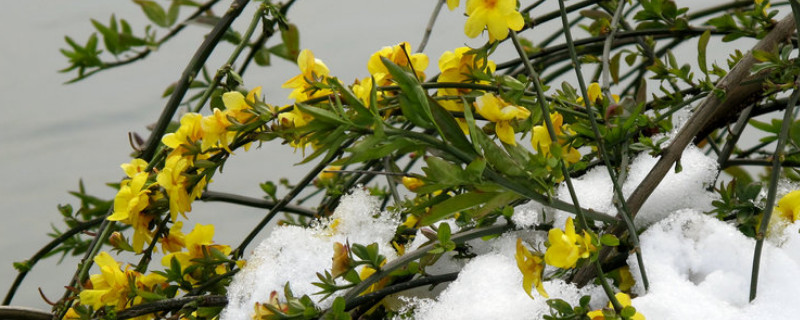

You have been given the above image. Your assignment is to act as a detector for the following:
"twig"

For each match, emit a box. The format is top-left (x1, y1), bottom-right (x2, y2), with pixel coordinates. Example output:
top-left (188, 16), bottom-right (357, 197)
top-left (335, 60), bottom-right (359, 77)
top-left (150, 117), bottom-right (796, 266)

top-left (0, 306), bottom-right (52, 320)
top-left (417, 0), bottom-right (445, 53)
top-left (65, 0), bottom-right (222, 82)
top-left (2, 217), bottom-right (104, 305)
top-left (139, 0), bottom-right (251, 161)
top-left (200, 190), bottom-right (317, 217)
top-left (572, 14), bottom-right (798, 287)
top-left (192, 4), bottom-right (268, 113)
top-left (115, 295), bottom-right (227, 320)
top-left (750, 4), bottom-right (800, 300)
top-left (233, 140), bottom-right (351, 259)
top-left (345, 272), bottom-right (457, 311)
top-left (556, 0), bottom-right (647, 292)
top-left (337, 224), bottom-right (510, 306)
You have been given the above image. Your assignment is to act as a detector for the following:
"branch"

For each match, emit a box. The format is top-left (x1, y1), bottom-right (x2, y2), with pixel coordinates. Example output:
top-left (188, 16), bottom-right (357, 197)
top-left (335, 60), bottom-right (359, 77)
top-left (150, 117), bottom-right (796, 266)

top-left (571, 14), bottom-right (797, 287)
top-left (200, 190), bottom-right (317, 217)
top-left (115, 295), bottom-right (227, 320)
top-left (139, 0), bottom-right (251, 161)
top-left (66, 0), bottom-right (222, 82)
top-left (3, 217), bottom-right (104, 305)
top-left (0, 306), bottom-right (52, 320)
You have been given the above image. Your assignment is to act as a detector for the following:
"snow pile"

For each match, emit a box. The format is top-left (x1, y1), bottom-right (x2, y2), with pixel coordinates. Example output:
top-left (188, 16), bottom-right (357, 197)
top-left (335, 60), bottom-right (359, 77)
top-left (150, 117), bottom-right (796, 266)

top-left (552, 144), bottom-right (718, 227)
top-left (221, 149), bottom-right (800, 320)
top-left (628, 210), bottom-right (800, 319)
top-left (221, 188), bottom-right (400, 320)
top-left (405, 233), bottom-right (604, 319)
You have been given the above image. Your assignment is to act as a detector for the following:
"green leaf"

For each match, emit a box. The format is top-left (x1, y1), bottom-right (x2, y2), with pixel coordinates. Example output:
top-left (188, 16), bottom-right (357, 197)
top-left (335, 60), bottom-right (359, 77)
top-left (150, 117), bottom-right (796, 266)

top-left (167, 0), bottom-right (181, 27)
top-left (429, 96), bottom-right (476, 156)
top-left (437, 223), bottom-right (451, 243)
top-left (295, 103), bottom-right (349, 126)
top-left (697, 29), bottom-right (711, 74)
top-left (476, 130), bottom-right (525, 177)
top-left (92, 17), bottom-right (120, 55)
top-left (280, 23), bottom-right (301, 61)
top-left (381, 56), bottom-right (434, 129)
top-left (600, 234), bottom-right (620, 246)
top-left (423, 157), bottom-right (464, 186)
top-left (254, 47), bottom-right (271, 66)
top-left (421, 192), bottom-right (500, 225)
top-left (610, 52), bottom-right (621, 84)
top-left (134, 0), bottom-right (170, 28)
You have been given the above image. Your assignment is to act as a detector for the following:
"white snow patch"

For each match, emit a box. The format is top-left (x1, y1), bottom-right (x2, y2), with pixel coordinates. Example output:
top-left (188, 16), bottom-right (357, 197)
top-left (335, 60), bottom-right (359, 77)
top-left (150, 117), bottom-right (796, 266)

top-left (408, 249), bottom-right (602, 320)
top-left (221, 189), bottom-right (399, 320)
top-left (554, 144), bottom-right (718, 227)
top-left (627, 210), bottom-right (800, 320)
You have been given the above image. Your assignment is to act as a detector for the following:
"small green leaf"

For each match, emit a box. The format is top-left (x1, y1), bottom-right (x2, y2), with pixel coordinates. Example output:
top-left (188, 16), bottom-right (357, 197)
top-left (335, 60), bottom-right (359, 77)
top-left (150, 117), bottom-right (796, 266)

top-left (600, 234), bottom-right (620, 246)
top-left (280, 23), bottom-right (301, 61)
top-left (421, 192), bottom-right (500, 225)
top-left (698, 29), bottom-right (711, 74)
top-left (254, 47), bottom-right (271, 66)
top-left (134, 0), bottom-right (170, 27)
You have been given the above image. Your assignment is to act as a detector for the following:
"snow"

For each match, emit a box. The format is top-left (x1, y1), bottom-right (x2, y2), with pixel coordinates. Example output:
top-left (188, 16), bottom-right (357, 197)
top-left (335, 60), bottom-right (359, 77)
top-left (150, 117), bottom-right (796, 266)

top-left (221, 188), bottom-right (400, 320)
top-left (222, 148), bottom-right (800, 320)
top-left (628, 210), bottom-right (800, 320)
top-left (553, 143), bottom-right (718, 227)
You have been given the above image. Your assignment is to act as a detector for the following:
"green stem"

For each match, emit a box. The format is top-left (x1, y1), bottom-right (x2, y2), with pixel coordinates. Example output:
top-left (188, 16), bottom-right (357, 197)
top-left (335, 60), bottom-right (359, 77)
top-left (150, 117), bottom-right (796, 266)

top-left (556, 0), bottom-right (649, 291)
top-left (139, 0), bottom-right (250, 161)
top-left (509, 31), bottom-right (589, 231)
top-left (749, 5), bottom-right (800, 298)
top-left (339, 224), bottom-right (510, 303)
top-left (192, 4), bottom-right (268, 113)
top-left (2, 217), bottom-right (104, 305)
top-left (417, 0), bottom-right (445, 53)
top-left (200, 190), bottom-right (317, 217)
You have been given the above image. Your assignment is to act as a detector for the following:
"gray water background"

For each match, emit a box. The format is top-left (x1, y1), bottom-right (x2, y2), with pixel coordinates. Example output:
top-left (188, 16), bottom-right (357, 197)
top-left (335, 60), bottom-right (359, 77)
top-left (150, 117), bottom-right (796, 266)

top-left (0, 0), bottom-right (763, 311)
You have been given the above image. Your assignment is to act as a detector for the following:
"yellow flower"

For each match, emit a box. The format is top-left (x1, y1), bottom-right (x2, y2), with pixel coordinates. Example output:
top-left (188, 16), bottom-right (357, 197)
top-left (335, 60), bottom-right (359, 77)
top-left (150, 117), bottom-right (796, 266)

top-left (577, 82), bottom-right (620, 106)
top-left (587, 292), bottom-right (645, 320)
top-left (222, 86), bottom-right (262, 124)
top-left (121, 159), bottom-right (148, 178)
top-left (278, 106), bottom-right (314, 128)
top-left (402, 214), bottom-right (419, 229)
top-left (156, 155), bottom-right (192, 221)
top-left (331, 242), bottom-right (351, 278)
top-left (447, 0), bottom-right (459, 10)
top-left (318, 165), bottom-right (342, 184)
top-left (253, 291), bottom-right (289, 319)
top-left (531, 112), bottom-right (581, 164)
top-left (79, 252), bottom-right (129, 310)
top-left (79, 252), bottom-right (166, 311)
top-left (402, 176), bottom-right (425, 192)
top-left (162, 224), bottom-right (232, 281)
top-left (358, 260), bottom-right (389, 295)
top-left (201, 108), bottom-right (234, 152)
top-left (464, 0), bottom-right (525, 41)
top-left (473, 93), bottom-right (530, 145)
top-left (544, 218), bottom-right (596, 269)
top-left (162, 113), bottom-right (204, 155)
top-left (282, 49), bottom-right (331, 101)
top-left (436, 47), bottom-right (496, 122)
top-left (367, 42), bottom-right (429, 86)
top-left (160, 221), bottom-right (186, 253)
top-left (352, 76), bottom-right (375, 106)
top-left (63, 307), bottom-right (81, 319)
top-left (776, 190), bottom-right (800, 222)
top-left (515, 238), bottom-right (548, 298)
top-left (108, 172), bottom-right (154, 253)
top-left (588, 82), bottom-right (602, 103)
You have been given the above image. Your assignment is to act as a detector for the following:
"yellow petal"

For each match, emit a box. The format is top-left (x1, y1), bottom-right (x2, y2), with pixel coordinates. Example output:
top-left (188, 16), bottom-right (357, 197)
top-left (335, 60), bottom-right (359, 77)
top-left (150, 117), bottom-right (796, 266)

top-left (495, 121), bottom-right (517, 146)
top-left (446, 0), bottom-right (459, 10)
top-left (587, 82), bottom-right (602, 103)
